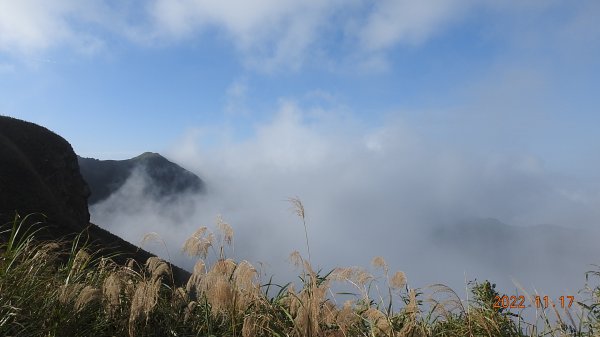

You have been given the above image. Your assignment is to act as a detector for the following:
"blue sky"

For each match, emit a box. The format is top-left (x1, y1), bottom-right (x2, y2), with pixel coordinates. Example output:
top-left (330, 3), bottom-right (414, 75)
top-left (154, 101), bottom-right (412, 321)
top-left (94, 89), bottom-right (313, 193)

top-left (1, 1), bottom-right (598, 163)
top-left (2, 1), bottom-right (600, 294)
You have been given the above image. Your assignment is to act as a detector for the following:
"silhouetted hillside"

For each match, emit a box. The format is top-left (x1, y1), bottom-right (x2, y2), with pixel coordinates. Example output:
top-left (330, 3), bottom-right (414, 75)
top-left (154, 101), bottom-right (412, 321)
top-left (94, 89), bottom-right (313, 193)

top-left (0, 116), bottom-right (190, 284)
top-left (78, 152), bottom-right (205, 205)
top-left (0, 115), bottom-right (90, 232)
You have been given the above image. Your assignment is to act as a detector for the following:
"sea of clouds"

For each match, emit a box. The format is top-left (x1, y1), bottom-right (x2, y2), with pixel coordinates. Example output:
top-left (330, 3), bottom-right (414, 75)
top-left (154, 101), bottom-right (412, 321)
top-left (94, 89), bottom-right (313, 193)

top-left (91, 101), bottom-right (600, 303)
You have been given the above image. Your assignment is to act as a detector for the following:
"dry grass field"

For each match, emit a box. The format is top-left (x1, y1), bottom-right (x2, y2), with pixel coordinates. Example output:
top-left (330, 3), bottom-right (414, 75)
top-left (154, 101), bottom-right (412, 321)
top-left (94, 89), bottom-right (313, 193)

top-left (1, 201), bottom-right (599, 337)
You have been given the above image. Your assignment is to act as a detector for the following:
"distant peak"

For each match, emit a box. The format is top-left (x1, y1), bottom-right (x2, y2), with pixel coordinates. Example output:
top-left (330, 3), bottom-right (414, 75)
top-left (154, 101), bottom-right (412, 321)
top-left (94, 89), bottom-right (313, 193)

top-left (133, 152), bottom-right (162, 160)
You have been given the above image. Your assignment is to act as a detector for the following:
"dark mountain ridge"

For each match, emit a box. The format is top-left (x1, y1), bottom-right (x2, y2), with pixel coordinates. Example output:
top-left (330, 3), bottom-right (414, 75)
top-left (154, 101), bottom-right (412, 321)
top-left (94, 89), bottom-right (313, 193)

top-left (78, 152), bottom-right (205, 205)
top-left (0, 115), bottom-right (90, 232)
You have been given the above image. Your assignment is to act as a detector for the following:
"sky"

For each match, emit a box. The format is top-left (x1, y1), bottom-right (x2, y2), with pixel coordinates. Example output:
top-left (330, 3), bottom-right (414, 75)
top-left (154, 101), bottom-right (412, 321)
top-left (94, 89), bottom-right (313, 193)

top-left (2, 0), bottom-right (600, 302)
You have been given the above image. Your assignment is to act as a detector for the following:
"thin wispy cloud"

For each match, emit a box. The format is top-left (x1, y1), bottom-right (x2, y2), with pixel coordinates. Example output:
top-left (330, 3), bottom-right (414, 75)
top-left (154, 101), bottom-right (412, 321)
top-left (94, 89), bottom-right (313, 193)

top-left (4, 0), bottom-right (582, 71)
top-left (359, 0), bottom-right (469, 51)
top-left (0, 0), bottom-right (111, 55)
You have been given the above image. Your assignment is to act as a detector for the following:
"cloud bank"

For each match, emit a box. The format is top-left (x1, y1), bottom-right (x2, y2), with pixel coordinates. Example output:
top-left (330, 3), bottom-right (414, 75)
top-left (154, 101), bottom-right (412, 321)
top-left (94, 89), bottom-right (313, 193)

top-left (91, 99), bottom-right (600, 299)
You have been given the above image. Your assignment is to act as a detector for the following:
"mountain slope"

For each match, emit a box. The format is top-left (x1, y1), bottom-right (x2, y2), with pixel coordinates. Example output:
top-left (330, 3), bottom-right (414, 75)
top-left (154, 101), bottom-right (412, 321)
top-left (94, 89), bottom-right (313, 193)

top-left (0, 115), bottom-right (90, 232)
top-left (78, 152), bottom-right (205, 205)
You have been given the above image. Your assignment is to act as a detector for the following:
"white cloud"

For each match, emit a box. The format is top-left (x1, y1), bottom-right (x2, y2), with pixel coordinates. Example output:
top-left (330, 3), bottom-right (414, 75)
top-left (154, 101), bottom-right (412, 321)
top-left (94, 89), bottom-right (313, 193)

top-left (144, 0), bottom-right (475, 70)
top-left (148, 0), bottom-right (332, 43)
top-left (147, 0), bottom-right (345, 71)
top-left (0, 0), bottom-right (117, 55)
top-left (359, 0), bottom-right (469, 51)
top-left (0, 0), bottom-right (74, 53)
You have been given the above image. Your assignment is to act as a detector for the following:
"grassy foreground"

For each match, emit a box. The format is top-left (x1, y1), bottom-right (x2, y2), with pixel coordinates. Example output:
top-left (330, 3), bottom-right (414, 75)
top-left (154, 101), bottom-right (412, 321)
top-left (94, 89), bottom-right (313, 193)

top-left (2, 205), bottom-right (600, 336)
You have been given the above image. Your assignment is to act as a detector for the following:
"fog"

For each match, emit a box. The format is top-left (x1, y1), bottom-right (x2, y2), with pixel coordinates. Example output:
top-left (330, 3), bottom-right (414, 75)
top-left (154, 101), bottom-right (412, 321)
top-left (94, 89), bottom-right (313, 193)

top-left (91, 101), bottom-right (600, 302)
